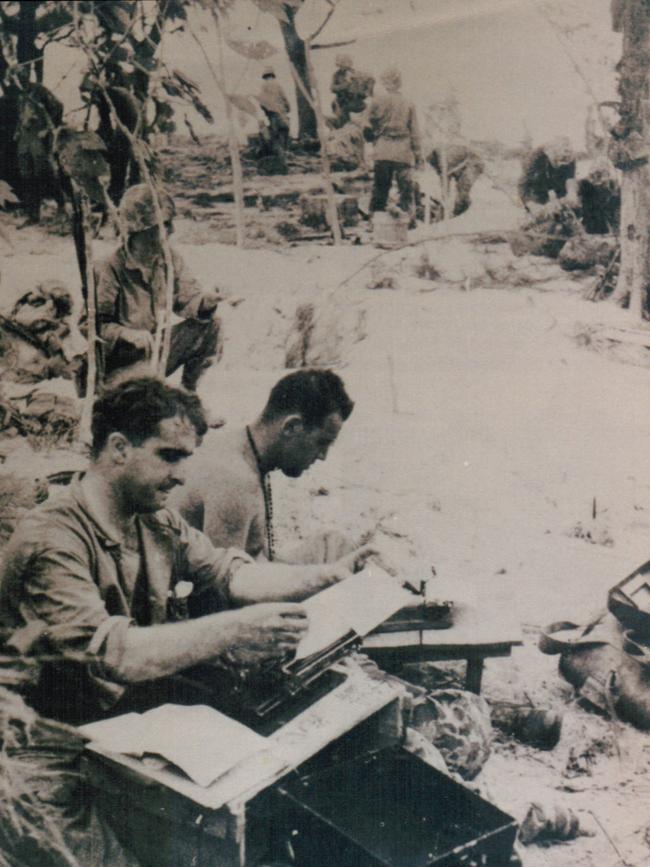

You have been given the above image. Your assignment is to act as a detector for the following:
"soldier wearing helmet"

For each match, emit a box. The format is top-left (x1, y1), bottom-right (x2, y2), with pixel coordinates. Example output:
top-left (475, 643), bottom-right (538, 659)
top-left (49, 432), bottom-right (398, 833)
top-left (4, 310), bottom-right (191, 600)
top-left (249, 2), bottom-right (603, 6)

top-left (330, 54), bottom-right (374, 129)
top-left (364, 66), bottom-right (422, 223)
top-left (93, 183), bottom-right (222, 391)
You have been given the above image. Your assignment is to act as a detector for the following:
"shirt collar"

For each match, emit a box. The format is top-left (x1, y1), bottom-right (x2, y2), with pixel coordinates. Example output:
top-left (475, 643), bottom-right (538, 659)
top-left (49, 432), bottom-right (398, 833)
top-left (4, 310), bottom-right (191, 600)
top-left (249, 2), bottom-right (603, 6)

top-left (121, 242), bottom-right (161, 280)
top-left (68, 473), bottom-right (122, 550)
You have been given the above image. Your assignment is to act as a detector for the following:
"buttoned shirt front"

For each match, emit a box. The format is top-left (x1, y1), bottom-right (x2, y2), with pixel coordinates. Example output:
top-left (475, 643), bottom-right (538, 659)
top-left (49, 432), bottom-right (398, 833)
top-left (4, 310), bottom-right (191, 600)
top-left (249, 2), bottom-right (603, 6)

top-left (0, 477), bottom-right (251, 720)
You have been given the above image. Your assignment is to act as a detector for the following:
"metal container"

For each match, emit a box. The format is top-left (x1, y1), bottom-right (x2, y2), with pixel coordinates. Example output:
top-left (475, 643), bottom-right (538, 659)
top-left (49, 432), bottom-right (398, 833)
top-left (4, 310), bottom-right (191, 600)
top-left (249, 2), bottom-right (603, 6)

top-left (261, 747), bottom-right (518, 866)
top-left (372, 211), bottom-right (409, 248)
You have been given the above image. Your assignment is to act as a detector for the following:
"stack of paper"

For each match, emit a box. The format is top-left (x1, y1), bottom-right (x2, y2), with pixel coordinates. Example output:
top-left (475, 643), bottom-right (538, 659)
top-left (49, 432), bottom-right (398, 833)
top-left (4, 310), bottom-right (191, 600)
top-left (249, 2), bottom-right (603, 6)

top-left (80, 704), bottom-right (266, 788)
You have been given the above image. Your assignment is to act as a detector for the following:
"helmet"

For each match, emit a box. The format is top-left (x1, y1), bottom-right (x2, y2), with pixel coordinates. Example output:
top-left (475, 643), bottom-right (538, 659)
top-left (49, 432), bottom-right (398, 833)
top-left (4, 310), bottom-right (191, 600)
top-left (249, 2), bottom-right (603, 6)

top-left (119, 183), bottom-right (175, 234)
top-left (380, 66), bottom-right (402, 91)
top-left (336, 54), bottom-right (353, 70)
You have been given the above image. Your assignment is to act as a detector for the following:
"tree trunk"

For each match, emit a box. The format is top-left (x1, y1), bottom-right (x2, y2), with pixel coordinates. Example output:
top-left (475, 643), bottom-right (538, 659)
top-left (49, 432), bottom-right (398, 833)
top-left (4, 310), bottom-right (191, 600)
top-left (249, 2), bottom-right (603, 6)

top-left (75, 189), bottom-right (97, 445)
top-left (280, 6), bottom-right (317, 141)
top-left (612, 0), bottom-right (650, 318)
top-left (16, 2), bottom-right (43, 82)
top-left (215, 13), bottom-right (245, 249)
top-left (304, 39), bottom-right (341, 244)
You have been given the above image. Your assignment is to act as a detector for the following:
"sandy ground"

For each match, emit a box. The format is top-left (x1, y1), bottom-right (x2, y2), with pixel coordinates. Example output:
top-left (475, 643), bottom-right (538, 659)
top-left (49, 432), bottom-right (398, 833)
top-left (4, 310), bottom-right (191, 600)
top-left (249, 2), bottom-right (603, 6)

top-left (2, 166), bottom-right (650, 865)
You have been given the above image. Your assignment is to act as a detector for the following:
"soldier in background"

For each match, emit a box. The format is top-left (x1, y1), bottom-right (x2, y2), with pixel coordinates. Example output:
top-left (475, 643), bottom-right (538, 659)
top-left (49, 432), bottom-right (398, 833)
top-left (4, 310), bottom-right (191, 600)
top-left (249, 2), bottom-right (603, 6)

top-left (257, 66), bottom-right (290, 172)
top-left (365, 66), bottom-right (422, 223)
top-left (330, 54), bottom-right (374, 129)
top-left (518, 136), bottom-right (578, 210)
top-left (427, 143), bottom-right (485, 217)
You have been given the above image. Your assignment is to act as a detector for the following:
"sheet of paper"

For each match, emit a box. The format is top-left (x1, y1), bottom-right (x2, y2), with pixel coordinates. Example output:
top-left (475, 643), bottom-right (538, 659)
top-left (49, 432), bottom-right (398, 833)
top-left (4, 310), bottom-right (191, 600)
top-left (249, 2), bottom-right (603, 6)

top-left (79, 712), bottom-right (147, 756)
top-left (81, 704), bottom-right (266, 788)
top-left (295, 564), bottom-right (414, 660)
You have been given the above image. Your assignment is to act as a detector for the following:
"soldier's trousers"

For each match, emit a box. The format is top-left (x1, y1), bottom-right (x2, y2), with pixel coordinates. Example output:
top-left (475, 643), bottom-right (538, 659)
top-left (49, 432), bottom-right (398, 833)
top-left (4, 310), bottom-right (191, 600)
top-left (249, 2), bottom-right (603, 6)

top-left (104, 316), bottom-right (222, 391)
top-left (370, 160), bottom-right (414, 213)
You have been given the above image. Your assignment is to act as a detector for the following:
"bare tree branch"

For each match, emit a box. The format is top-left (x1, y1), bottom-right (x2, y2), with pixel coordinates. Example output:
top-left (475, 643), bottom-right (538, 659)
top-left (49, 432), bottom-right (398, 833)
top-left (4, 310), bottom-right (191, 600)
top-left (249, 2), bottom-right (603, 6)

top-left (309, 3), bottom-right (337, 42)
top-left (312, 38), bottom-right (356, 50)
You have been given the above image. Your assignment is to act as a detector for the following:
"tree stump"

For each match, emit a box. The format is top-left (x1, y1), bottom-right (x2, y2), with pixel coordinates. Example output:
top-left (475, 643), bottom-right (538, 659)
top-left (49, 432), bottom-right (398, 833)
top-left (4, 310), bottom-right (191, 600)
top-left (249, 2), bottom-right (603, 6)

top-left (299, 193), bottom-right (359, 229)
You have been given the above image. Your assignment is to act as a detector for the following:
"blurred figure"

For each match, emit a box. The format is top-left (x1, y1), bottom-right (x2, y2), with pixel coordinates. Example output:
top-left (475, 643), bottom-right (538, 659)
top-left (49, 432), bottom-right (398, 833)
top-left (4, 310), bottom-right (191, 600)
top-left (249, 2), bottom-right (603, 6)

top-left (427, 144), bottom-right (485, 217)
top-left (330, 54), bottom-right (374, 129)
top-left (365, 67), bottom-right (422, 221)
top-left (577, 157), bottom-right (620, 234)
top-left (518, 136), bottom-right (577, 209)
top-left (257, 66), bottom-right (290, 173)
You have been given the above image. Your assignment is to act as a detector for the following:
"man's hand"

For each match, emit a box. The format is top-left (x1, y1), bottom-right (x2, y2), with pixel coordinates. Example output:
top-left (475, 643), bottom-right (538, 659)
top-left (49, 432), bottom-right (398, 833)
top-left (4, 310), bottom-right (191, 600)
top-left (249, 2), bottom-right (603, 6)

top-left (121, 327), bottom-right (154, 355)
top-left (335, 544), bottom-right (378, 575)
top-left (199, 292), bottom-right (221, 318)
top-left (224, 602), bottom-right (308, 667)
top-left (311, 544), bottom-right (380, 593)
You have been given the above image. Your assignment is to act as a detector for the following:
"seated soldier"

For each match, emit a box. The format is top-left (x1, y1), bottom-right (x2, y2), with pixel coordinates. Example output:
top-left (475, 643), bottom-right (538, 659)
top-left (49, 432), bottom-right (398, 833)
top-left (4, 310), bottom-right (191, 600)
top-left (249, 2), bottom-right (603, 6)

top-left (172, 369), bottom-right (369, 566)
top-left (427, 144), bottom-right (485, 217)
top-left (94, 183), bottom-right (222, 391)
top-left (0, 376), bottom-right (375, 860)
top-left (518, 136), bottom-right (578, 210)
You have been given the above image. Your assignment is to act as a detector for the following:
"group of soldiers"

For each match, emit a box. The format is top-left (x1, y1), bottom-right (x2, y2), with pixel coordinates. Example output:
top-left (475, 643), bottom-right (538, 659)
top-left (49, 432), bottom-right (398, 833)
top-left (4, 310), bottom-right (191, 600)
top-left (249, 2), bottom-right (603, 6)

top-left (254, 57), bottom-right (487, 230)
top-left (518, 135), bottom-right (620, 236)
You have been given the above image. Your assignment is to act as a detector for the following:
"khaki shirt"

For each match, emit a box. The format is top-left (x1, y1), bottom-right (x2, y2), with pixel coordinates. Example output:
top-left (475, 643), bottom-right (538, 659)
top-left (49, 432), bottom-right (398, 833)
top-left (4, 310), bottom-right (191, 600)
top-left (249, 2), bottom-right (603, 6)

top-left (366, 92), bottom-right (422, 165)
top-left (0, 477), bottom-right (251, 719)
top-left (95, 245), bottom-right (206, 353)
top-left (257, 81), bottom-right (290, 125)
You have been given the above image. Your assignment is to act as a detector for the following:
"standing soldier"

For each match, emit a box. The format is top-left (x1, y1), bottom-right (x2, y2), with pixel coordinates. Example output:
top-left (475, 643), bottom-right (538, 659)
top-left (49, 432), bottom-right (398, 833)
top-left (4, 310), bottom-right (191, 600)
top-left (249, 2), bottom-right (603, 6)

top-left (331, 54), bottom-right (374, 129)
top-left (93, 183), bottom-right (222, 390)
top-left (257, 66), bottom-right (290, 171)
top-left (365, 66), bottom-right (422, 224)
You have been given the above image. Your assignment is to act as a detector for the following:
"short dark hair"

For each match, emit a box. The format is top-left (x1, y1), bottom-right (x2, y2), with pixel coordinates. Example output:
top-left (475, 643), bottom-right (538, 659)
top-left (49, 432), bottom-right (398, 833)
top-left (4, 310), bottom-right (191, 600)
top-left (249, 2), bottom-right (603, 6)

top-left (91, 377), bottom-right (207, 457)
top-left (261, 369), bottom-right (354, 429)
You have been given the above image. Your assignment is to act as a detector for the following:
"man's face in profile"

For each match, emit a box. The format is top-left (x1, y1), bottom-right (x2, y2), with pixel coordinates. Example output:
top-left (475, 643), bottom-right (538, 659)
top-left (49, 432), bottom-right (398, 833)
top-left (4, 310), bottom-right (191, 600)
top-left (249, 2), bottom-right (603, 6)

top-left (119, 415), bottom-right (196, 512)
top-left (278, 412), bottom-right (344, 478)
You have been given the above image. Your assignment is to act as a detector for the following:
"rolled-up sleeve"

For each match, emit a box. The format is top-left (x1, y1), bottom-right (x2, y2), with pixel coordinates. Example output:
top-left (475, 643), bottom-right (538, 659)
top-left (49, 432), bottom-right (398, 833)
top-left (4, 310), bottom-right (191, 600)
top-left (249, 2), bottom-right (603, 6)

top-left (1, 517), bottom-right (132, 708)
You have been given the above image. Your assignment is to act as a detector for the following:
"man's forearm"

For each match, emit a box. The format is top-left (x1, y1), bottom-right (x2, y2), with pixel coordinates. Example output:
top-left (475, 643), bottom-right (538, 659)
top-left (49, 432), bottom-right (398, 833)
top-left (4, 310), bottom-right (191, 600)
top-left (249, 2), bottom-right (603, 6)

top-left (229, 562), bottom-right (332, 604)
top-left (105, 610), bottom-right (242, 683)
